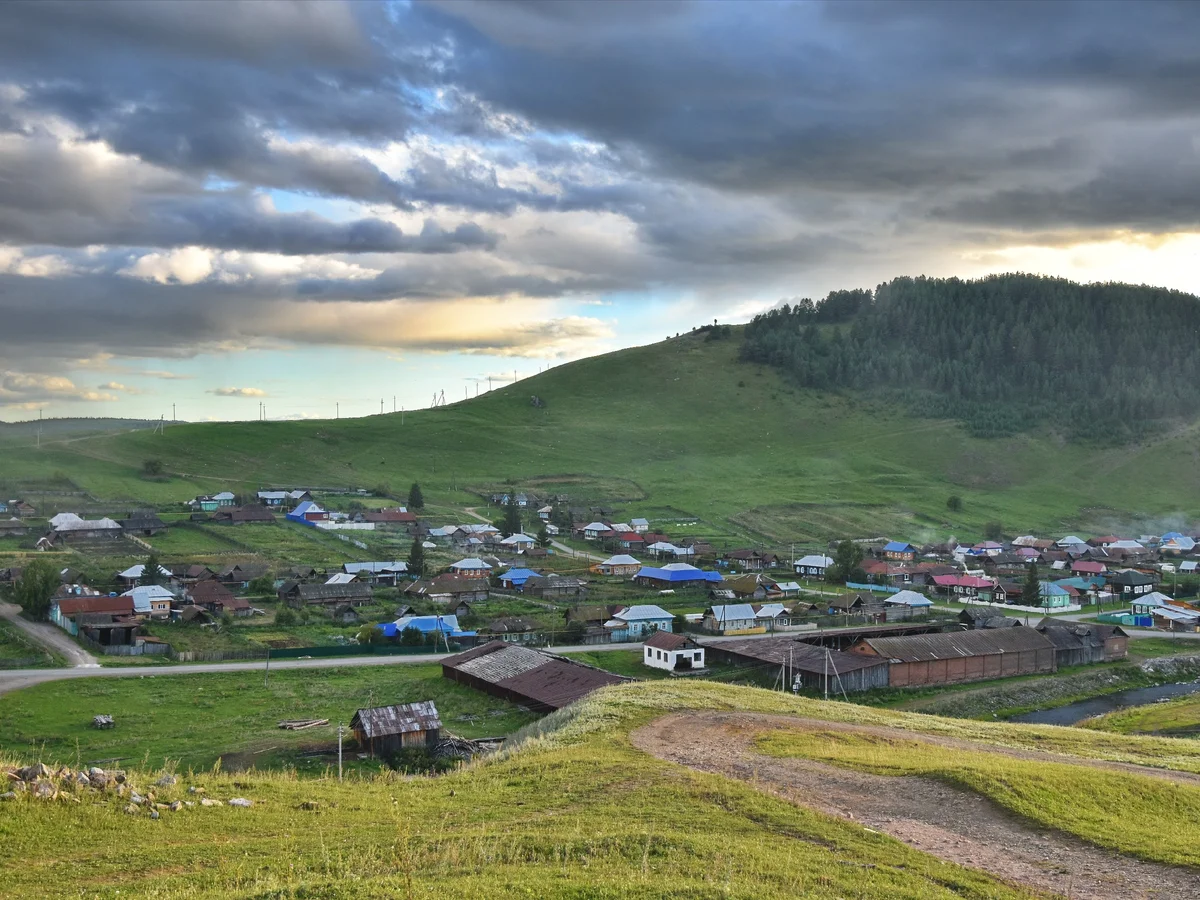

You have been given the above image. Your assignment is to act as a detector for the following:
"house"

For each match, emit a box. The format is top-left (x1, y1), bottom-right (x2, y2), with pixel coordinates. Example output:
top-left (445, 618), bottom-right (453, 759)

top-left (442, 641), bottom-right (629, 713)
top-left (279, 582), bottom-right (373, 609)
top-left (45, 513), bottom-right (123, 545)
top-left (1057, 535), bottom-right (1088, 551)
top-left (482, 617), bottom-right (541, 644)
top-left (350, 701), bottom-right (442, 758)
top-left (828, 594), bottom-right (870, 615)
top-left (342, 561), bottom-right (408, 585)
top-left (173, 564), bottom-right (216, 585)
top-left (329, 603), bottom-right (360, 624)
top-left (527, 575), bottom-right (589, 601)
top-left (8, 500), bottom-right (35, 517)
top-left (500, 533), bottom-right (537, 552)
top-left (212, 504), bottom-right (277, 525)
top-left (1071, 560), bottom-right (1107, 576)
top-left (0, 518), bottom-right (29, 537)
top-left (1152, 606), bottom-right (1200, 632)
top-left (449, 557), bottom-right (493, 578)
top-left (1109, 569), bottom-right (1158, 599)
top-left (1038, 582), bottom-right (1074, 609)
top-left (122, 585), bottom-right (175, 619)
top-left (1036, 621), bottom-right (1128, 666)
top-left (362, 509), bottom-right (418, 528)
top-left (610, 532), bottom-right (646, 552)
top-left (633, 563), bottom-right (723, 588)
top-left (607, 604), bottom-right (674, 640)
top-left (537, 505), bottom-right (554, 521)
top-left (794, 554), bottom-right (833, 578)
top-left (50, 592), bottom-right (133, 635)
top-left (1130, 591), bottom-right (1178, 616)
top-left (883, 541), bottom-right (917, 562)
top-left (380, 614), bottom-right (475, 642)
top-left (630, 518), bottom-right (649, 533)
top-left (186, 579), bottom-right (253, 617)
top-left (720, 573), bottom-right (781, 601)
top-left (723, 549), bottom-right (781, 571)
top-left (498, 568), bottom-right (543, 591)
top-left (115, 563), bottom-right (173, 590)
top-left (702, 603), bottom-right (762, 635)
top-left (883, 590), bottom-right (933, 617)
top-left (931, 574), bottom-right (993, 600)
top-left (286, 501), bottom-right (328, 523)
top-left (582, 522), bottom-right (612, 541)
top-left (402, 574), bottom-right (491, 605)
top-left (643, 631), bottom-right (705, 672)
top-left (592, 554), bottom-right (642, 577)
top-left (218, 563), bottom-right (269, 588)
top-left (850, 628), bottom-right (1057, 687)
top-left (957, 607), bottom-right (1022, 629)
top-left (259, 489), bottom-right (311, 507)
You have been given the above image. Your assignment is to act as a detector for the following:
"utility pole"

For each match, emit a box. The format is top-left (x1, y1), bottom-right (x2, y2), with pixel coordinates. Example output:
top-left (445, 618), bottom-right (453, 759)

top-left (172, 403), bottom-right (176, 423)
top-left (263, 647), bottom-right (270, 687)
top-left (336, 402), bottom-right (339, 419)
top-left (401, 406), bottom-right (405, 425)
top-left (381, 398), bottom-right (384, 415)
top-left (337, 725), bottom-right (344, 782)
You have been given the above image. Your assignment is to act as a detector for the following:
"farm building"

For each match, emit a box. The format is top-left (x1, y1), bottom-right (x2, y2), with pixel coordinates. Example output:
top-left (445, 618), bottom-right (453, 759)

top-left (703, 603), bottom-right (763, 635)
top-left (442, 641), bottom-right (629, 713)
top-left (643, 631), bottom-right (705, 672)
top-left (350, 701), bottom-right (442, 757)
top-left (701, 635), bottom-right (890, 693)
top-left (402, 574), bottom-right (491, 604)
top-left (1035, 621), bottom-right (1128, 666)
top-left (498, 568), bottom-right (543, 590)
top-left (279, 582), bottom-right (373, 608)
top-left (119, 510), bottom-right (168, 537)
top-left (212, 504), bottom-right (277, 525)
top-left (342, 561), bottom-right (408, 585)
top-left (286, 501), bottom-right (328, 523)
top-left (526, 575), bottom-right (589, 601)
top-left (849, 628), bottom-right (1057, 687)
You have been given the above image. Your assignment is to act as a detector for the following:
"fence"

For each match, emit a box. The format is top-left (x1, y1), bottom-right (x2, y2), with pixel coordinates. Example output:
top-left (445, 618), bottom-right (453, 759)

top-left (76, 632), bottom-right (171, 657)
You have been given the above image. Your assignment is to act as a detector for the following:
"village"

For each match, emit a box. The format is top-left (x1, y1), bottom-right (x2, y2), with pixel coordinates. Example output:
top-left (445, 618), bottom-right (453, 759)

top-left (3, 481), bottom-right (1198, 745)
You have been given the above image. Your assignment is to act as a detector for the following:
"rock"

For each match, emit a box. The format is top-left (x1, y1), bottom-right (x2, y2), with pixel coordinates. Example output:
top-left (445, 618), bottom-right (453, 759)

top-left (32, 782), bottom-right (57, 801)
top-left (146, 791), bottom-right (156, 803)
top-left (116, 784), bottom-right (126, 797)
top-left (169, 801), bottom-right (184, 812)
top-left (150, 810), bottom-right (160, 820)
top-left (87, 766), bottom-right (106, 778)
top-left (0, 792), bottom-right (16, 801)
top-left (199, 797), bottom-right (220, 807)
top-left (89, 772), bottom-right (108, 789)
top-left (123, 803), bottom-right (138, 815)
top-left (187, 786), bottom-right (204, 795)
top-left (114, 773), bottom-right (126, 785)
top-left (18, 764), bottom-right (51, 782)
top-left (227, 798), bottom-right (252, 808)
top-left (55, 766), bottom-right (73, 780)
top-left (299, 800), bottom-right (320, 810)
top-left (155, 774), bottom-right (177, 787)
top-left (183, 801), bottom-right (195, 809)
top-left (74, 773), bottom-right (90, 788)
top-left (155, 802), bottom-right (170, 810)
top-left (129, 791), bottom-right (145, 805)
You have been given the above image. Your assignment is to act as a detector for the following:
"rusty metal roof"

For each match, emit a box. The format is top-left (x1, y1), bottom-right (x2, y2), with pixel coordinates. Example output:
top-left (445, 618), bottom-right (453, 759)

top-left (443, 641), bottom-right (629, 710)
top-left (704, 635), bottom-right (887, 674)
top-left (856, 628), bottom-right (1054, 662)
top-left (350, 701), bottom-right (441, 738)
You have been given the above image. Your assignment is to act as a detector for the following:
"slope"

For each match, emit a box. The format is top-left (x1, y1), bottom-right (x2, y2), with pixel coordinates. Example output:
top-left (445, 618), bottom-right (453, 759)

top-left (3, 330), bottom-right (1200, 542)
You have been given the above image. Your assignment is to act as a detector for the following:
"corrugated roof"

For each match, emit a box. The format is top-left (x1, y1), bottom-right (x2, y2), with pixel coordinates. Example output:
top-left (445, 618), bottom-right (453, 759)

top-left (645, 631), bottom-right (691, 651)
top-left (454, 643), bottom-right (549, 681)
top-left (351, 701), bottom-right (441, 738)
top-left (443, 641), bottom-right (629, 710)
top-left (857, 628), bottom-right (1054, 662)
top-left (706, 635), bottom-right (887, 674)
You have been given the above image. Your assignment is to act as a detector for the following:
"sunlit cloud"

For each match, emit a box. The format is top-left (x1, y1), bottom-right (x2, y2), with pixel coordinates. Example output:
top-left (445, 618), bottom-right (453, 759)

top-left (207, 386), bottom-right (268, 397)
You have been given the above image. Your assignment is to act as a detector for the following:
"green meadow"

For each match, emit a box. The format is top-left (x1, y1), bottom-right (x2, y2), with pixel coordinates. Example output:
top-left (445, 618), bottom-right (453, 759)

top-left (3, 331), bottom-right (1200, 545)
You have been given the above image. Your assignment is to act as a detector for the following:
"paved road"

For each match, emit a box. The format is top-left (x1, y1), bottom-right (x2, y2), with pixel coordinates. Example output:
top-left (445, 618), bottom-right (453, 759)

top-left (0, 601), bottom-right (99, 667)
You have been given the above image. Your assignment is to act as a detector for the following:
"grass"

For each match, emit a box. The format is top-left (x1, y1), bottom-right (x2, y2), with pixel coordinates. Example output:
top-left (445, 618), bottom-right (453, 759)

top-left (0, 664), bottom-right (538, 773)
top-left (1083, 693), bottom-right (1200, 736)
top-left (4, 679), bottom-right (1200, 897)
top-left (0, 624), bottom-right (50, 665)
top-left (562, 649), bottom-right (673, 679)
top-left (755, 726), bottom-right (1200, 868)
top-left (5, 331), bottom-right (1200, 546)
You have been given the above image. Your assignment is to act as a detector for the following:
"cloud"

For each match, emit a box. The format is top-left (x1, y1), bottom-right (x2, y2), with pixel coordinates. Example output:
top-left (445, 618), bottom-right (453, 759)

top-left (207, 386), bottom-right (267, 397)
top-left (0, 371), bottom-right (117, 406)
top-left (97, 381), bottom-right (145, 394)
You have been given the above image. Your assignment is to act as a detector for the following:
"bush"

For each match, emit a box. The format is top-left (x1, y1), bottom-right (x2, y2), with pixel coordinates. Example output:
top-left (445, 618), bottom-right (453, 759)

top-left (141, 459), bottom-right (165, 478)
top-left (984, 521), bottom-right (1004, 541)
top-left (274, 607), bottom-right (298, 627)
top-left (946, 495), bottom-right (963, 512)
top-left (385, 747), bottom-right (456, 775)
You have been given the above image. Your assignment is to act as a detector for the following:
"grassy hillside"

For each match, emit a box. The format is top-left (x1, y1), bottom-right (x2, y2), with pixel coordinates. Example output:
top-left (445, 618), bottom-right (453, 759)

top-left (4, 331), bottom-right (1200, 542)
top-left (5, 680), bottom-right (1200, 898)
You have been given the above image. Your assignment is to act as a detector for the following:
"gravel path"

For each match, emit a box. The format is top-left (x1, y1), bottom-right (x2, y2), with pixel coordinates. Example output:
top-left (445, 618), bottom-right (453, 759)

top-left (633, 711), bottom-right (1200, 900)
top-left (0, 600), bottom-right (98, 668)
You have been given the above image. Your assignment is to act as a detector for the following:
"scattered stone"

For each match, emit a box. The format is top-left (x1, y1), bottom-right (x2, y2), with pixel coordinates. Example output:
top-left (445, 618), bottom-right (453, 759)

top-left (18, 764), bottom-right (51, 782)
top-left (146, 791), bottom-right (156, 803)
top-left (55, 766), bottom-right (73, 780)
top-left (187, 786), bottom-right (204, 795)
top-left (299, 800), bottom-right (320, 810)
top-left (92, 715), bottom-right (114, 729)
top-left (169, 801), bottom-right (184, 812)
top-left (114, 773), bottom-right (126, 785)
top-left (155, 774), bottom-right (177, 787)
top-left (129, 791), bottom-right (145, 805)
top-left (149, 809), bottom-right (160, 820)
top-left (116, 784), bottom-right (126, 797)
top-left (199, 797), bottom-right (220, 807)
top-left (0, 792), bottom-right (16, 801)
top-left (227, 798), bottom-right (252, 808)
top-left (184, 801), bottom-right (195, 809)
top-left (87, 767), bottom-right (106, 778)
top-left (123, 803), bottom-right (138, 815)
top-left (74, 773), bottom-right (90, 788)
top-left (32, 782), bottom-right (57, 801)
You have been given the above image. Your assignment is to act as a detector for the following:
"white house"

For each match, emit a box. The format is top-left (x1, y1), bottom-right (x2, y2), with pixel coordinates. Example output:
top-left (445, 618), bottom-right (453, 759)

top-left (449, 557), bottom-right (493, 577)
top-left (794, 554), bottom-right (833, 577)
top-left (122, 584), bottom-right (175, 619)
top-left (500, 533), bottom-right (537, 551)
top-left (593, 554), bottom-right (642, 576)
top-left (630, 518), bottom-right (650, 533)
top-left (583, 522), bottom-right (611, 540)
top-left (643, 631), bottom-right (705, 672)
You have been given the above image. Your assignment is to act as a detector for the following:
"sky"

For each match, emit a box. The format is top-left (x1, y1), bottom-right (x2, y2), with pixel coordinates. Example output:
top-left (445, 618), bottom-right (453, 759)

top-left (2, 0), bottom-right (1200, 422)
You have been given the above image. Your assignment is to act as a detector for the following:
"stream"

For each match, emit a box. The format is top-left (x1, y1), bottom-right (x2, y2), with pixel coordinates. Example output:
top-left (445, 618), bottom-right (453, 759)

top-left (1010, 679), bottom-right (1200, 726)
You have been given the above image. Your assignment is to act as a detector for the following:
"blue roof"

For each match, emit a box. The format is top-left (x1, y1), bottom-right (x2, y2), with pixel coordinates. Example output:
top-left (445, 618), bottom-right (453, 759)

top-left (884, 541), bottom-right (915, 553)
top-left (501, 568), bottom-right (543, 585)
top-left (1055, 576), bottom-right (1104, 590)
top-left (378, 615), bottom-right (475, 638)
top-left (1038, 582), bottom-right (1070, 596)
top-left (635, 566), bottom-right (723, 583)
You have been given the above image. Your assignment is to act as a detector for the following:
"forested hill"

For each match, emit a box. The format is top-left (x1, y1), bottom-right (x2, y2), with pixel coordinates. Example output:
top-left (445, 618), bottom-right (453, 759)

top-left (741, 274), bottom-right (1200, 441)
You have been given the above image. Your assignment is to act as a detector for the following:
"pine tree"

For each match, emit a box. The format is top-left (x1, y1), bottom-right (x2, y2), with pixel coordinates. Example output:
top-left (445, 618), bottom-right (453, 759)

top-left (501, 496), bottom-right (522, 538)
top-left (142, 552), bottom-right (164, 585)
top-left (407, 536), bottom-right (426, 578)
top-left (407, 482), bottom-right (424, 510)
top-left (1022, 562), bottom-right (1040, 607)
top-left (536, 525), bottom-right (551, 548)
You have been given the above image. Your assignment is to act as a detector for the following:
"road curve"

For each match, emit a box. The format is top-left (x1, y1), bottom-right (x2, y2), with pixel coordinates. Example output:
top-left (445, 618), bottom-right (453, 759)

top-left (0, 601), bottom-right (99, 667)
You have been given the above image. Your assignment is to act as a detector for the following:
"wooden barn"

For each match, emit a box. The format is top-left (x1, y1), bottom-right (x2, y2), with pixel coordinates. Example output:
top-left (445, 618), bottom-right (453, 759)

top-left (849, 628), bottom-right (1056, 687)
top-left (350, 701), bottom-right (442, 757)
top-left (1035, 621), bottom-right (1128, 666)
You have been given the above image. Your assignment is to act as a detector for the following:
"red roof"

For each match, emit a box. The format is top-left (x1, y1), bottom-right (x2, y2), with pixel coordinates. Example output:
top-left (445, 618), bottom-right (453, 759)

top-left (365, 510), bottom-right (417, 523)
top-left (932, 574), bottom-right (993, 589)
top-left (56, 595), bottom-right (135, 617)
top-left (1071, 560), bottom-right (1106, 574)
top-left (616, 532), bottom-right (644, 542)
top-left (645, 631), bottom-right (691, 651)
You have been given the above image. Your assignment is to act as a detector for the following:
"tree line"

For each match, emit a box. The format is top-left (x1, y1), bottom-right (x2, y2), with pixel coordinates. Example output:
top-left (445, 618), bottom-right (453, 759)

top-left (742, 274), bottom-right (1200, 441)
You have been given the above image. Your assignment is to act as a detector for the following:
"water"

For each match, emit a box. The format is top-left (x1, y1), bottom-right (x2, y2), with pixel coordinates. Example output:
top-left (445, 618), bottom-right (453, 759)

top-left (1010, 680), bottom-right (1200, 726)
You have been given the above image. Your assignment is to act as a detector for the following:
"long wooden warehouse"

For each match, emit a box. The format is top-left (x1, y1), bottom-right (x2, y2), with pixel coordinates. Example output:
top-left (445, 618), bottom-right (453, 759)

top-left (849, 628), bottom-right (1056, 687)
top-left (700, 636), bottom-right (890, 693)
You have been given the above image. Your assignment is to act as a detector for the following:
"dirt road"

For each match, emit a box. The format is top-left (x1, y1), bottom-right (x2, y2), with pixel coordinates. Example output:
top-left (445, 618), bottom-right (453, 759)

top-left (0, 601), bottom-right (98, 668)
top-left (633, 711), bottom-right (1200, 900)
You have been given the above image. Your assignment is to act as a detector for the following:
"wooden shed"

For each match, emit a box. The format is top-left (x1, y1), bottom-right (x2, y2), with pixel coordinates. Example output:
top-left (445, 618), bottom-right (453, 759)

top-left (350, 701), bottom-right (442, 757)
top-left (850, 628), bottom-right (1056, 687)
